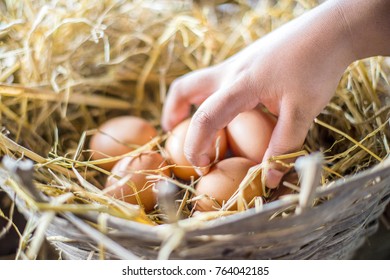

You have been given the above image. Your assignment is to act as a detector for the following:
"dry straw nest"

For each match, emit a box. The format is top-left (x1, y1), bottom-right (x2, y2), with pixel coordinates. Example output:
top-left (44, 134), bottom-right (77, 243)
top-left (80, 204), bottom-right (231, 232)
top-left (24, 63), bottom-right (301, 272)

top-left (0, 0), bottom-right (390, 260)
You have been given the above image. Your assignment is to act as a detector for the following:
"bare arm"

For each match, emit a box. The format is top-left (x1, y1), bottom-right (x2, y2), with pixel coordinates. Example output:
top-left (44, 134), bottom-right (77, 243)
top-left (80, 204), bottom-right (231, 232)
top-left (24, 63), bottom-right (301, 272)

top-left (161, 0), bottom-right (390, 188)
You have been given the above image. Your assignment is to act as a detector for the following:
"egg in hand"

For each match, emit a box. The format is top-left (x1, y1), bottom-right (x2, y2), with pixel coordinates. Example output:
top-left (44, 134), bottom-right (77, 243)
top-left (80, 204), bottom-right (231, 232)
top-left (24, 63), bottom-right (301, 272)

top-left (164, 118), bottom-right (228, 181)
top-left (226, 109), bottom-right (276, 163)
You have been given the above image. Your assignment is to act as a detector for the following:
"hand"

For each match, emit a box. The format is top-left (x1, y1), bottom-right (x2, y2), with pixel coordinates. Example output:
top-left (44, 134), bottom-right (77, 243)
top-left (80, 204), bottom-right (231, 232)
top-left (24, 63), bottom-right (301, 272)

top-left (161, 0), bottom-right (390, 188)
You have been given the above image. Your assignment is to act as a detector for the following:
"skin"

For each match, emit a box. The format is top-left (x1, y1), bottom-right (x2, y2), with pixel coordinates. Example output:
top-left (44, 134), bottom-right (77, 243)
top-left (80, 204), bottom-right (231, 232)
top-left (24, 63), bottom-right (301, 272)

top-left (161, 0), bottom-right (390, 188)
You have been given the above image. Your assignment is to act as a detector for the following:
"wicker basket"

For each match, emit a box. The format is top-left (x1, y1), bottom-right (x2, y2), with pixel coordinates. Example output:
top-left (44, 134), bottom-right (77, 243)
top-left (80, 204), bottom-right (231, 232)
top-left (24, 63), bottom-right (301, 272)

top-left (1, 0), bottom-right (390, 261)
top-left (1, 154), bottom-right (390, 260)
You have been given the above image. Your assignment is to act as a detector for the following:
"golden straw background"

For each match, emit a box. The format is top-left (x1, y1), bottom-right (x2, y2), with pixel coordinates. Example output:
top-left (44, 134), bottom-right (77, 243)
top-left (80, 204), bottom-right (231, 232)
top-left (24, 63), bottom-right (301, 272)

top-left (0, 0), bottom-right (389, 259)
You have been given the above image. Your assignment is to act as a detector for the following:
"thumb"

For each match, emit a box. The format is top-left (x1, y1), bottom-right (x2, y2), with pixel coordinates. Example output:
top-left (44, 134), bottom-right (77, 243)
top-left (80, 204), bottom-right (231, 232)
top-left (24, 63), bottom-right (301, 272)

top-left (262, 105), bottom-right (313, 189)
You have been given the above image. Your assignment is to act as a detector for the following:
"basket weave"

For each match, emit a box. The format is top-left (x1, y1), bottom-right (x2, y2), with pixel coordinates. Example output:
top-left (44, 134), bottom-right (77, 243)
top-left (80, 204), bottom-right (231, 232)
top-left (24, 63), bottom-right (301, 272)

top-left (1, 155), bottom-right (390, 260)
top-left (1, 0), bottom-right (389, 260)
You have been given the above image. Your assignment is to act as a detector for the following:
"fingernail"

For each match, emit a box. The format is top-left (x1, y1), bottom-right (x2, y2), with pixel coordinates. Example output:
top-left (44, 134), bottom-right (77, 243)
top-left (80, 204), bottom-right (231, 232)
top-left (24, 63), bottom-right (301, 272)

top-left (194, 167), bottom-right (203, 176)
top-left (265, 169), bottom-right (284, 189)
top-left (194, 155), bottom-right (210, 176)
top-left (194, 165), bottom-right (210, 176)
top-left (162, 122), bottom-right (172, 132)
top-left (199, 154), bottom-right (211, 166)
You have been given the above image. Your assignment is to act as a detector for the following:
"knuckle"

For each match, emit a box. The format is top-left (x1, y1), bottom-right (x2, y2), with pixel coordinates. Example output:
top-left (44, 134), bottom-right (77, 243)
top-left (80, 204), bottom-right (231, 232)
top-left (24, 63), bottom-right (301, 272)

top-left (169, 78), bottom-right (183, 94)
top-left (192, 110), bottom-right (214, 128)
top-left (244, 77), bottom-right (263, 105)
top-left (269, 143), bottom-right (299, 155)
top-left (291, 106), bottom-right (308, 122)
top-left (223, 75), bottom-right (261, 109)
top-left (285, 100), bottom-right (313, 124)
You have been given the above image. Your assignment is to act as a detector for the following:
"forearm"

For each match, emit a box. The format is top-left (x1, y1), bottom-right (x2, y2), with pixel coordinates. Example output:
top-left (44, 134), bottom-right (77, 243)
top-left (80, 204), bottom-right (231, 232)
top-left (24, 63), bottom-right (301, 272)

top-left (337, 0), bottom-right (390, 60)
top-left (264, 0), bottom-right (390, 70)
top-left (162, 0), bottom-right (390, 186)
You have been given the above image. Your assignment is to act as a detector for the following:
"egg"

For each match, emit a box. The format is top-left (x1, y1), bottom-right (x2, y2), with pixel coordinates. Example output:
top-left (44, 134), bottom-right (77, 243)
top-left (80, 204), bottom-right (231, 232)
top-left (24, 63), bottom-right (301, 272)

top-left (105, 152), bottom-right (170, 212)
top-left (89, 116), bottom-right (158, 170)
top-left (164, 118), bottom-right (228, 181)
top-left (194, 157), bottom-right (263, 211)
top-left (226, 109), bottom-right (276, 163)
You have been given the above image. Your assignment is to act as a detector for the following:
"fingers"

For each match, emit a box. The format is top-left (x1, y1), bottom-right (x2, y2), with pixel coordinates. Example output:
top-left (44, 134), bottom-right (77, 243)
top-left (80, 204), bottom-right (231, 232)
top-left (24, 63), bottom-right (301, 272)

top-left (262, 103), bottom-right (313, 188)
top-left (161, 67), bottom-right (220, 132)
top-left (184, 80), bottom-right (259, 171)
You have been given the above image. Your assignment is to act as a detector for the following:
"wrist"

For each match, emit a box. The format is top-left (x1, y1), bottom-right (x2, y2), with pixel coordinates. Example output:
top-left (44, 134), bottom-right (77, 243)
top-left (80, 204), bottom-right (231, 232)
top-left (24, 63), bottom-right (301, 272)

top-left (336, 0), bottom-right (390, 60)
top-left (285, 0), bottom-right (358, 74)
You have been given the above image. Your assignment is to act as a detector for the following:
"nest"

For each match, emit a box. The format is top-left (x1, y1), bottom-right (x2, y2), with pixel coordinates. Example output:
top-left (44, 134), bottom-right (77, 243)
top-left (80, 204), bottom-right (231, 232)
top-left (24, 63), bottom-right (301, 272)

top-left (0, 0), bottom-right (389, 260)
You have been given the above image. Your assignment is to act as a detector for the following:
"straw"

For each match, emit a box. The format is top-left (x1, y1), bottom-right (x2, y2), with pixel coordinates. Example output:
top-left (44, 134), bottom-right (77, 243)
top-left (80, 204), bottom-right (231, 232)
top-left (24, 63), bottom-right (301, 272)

top-left (0, 0), bottom-right (389, 259)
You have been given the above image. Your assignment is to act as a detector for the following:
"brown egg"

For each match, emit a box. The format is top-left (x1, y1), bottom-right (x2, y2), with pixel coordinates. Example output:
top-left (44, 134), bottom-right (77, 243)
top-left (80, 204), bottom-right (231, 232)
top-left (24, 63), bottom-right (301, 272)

top-left (104, 152), bottom-right (170, 212)
top-left (164, 118), bottom-right (228, 181)
top-left (226, 109), bottom-right (276, 163)
top-left (194, 157), bottom-right (263, 211)
top-left (89, 116), bottom-right (158, 170)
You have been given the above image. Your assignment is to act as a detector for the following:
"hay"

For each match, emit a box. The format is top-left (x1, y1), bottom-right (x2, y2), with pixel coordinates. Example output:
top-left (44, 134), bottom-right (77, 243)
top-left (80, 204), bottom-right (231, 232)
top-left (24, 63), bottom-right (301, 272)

top-left (0, 0), bottom-right (389, 259)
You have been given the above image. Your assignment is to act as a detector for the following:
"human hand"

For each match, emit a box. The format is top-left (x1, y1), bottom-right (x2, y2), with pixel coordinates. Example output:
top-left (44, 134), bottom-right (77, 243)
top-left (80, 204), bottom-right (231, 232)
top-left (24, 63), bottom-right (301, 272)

top-left (161, 0), bottom-right (390, 188)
